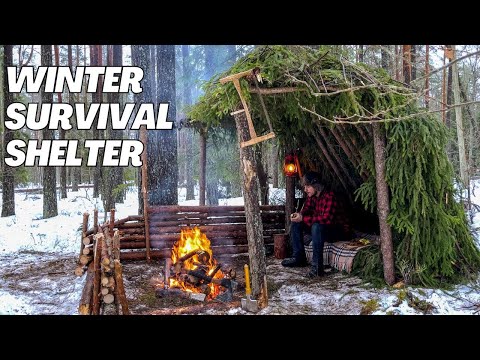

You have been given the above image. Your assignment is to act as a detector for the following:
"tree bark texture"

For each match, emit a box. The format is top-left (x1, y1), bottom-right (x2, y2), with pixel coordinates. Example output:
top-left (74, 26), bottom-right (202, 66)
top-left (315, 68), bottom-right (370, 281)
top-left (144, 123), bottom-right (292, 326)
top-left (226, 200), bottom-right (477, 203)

top-left (372, 123), bottom-right (395, 285)
top-left (233, 110), bottom-right (267, 305)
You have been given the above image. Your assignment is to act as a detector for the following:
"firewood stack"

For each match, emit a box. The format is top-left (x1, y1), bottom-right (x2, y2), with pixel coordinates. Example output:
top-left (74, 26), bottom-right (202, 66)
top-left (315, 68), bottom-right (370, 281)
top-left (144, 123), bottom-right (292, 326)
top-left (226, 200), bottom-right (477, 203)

top-left (77, 211), bottom-right (130, 315)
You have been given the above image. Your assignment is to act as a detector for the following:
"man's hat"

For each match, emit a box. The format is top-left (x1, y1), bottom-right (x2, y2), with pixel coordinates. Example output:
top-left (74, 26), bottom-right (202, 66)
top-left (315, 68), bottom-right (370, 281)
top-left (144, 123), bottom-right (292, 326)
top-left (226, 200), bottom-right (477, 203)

top-left (303, 171), bottom-right (321, 186)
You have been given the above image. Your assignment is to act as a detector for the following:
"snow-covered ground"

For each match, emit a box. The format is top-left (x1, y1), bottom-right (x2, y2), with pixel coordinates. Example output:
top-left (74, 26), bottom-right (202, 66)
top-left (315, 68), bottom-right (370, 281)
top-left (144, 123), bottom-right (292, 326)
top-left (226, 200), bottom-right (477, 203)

top-left (0, 182), bottom-right (479, 315)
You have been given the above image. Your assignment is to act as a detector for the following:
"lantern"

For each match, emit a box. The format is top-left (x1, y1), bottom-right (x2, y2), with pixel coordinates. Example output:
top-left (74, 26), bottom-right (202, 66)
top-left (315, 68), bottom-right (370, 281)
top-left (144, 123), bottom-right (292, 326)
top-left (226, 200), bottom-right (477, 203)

top-left (283, 154), bottom-right (298, 177)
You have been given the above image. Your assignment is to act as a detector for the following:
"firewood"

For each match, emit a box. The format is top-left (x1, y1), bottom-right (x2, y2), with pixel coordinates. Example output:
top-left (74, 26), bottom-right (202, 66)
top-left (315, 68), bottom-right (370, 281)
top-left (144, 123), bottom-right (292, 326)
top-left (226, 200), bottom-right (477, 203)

top-left (102, 257), bottom-right (110, 267)
top-left (112, 230), bottom-right (120, 261)
top-left (101, 287), bottom-right (110, 296)
top-left (83, 237), bottom-right (91, 245)
top-left (103, 293), bottom-right (115, 304)
top-left (101, 276), bottom-right (109, 287)
top-left (80, 255), bottom-right (93, 265)
top-left (83, 247), bottom-right (91, 255)
top-left (75, 266), bottom-right (85, 277)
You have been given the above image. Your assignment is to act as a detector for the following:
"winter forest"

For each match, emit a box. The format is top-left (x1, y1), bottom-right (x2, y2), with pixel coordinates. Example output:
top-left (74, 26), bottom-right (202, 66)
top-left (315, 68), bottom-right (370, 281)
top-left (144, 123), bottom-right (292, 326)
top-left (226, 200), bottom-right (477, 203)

top-left (1, 45), bottom-right (480, 315)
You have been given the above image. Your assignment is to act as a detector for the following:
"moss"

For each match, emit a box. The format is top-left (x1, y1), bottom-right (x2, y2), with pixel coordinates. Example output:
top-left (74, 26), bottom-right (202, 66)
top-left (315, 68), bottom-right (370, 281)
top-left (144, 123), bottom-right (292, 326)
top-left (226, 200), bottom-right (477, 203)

top-left (360, 298), bottom-right (379, 315)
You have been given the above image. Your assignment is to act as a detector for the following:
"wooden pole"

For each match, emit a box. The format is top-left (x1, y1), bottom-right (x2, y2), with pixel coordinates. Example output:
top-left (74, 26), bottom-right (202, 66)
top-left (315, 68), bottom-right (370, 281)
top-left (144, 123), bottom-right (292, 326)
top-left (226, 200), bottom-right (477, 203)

top-left (80, 212), bottom-right (89, 261)
top-left (317, 127), bottom-right (357, 188)
top-left (92, 234), bottom-right (103, 315)
top-left (93, 209), bottom-right (98, 234)
top-left (311, 130), bottom-right (350, 192)
top-left (114, 259), bottom-right (130, 315)
top-left (232, 109), bottom-right (268, 309)
top-left (109, 209), bottom-right (115, 237)
top-left (372, 122), bottom-right (395, 285)
top-left (140, 125), bottom-right (151, 262)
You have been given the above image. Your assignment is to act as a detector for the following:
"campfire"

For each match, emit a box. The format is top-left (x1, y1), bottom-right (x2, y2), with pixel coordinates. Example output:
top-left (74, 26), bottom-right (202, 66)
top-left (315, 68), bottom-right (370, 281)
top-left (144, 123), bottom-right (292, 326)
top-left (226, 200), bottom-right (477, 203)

top-left (156, 227), bottom-right (235, 302)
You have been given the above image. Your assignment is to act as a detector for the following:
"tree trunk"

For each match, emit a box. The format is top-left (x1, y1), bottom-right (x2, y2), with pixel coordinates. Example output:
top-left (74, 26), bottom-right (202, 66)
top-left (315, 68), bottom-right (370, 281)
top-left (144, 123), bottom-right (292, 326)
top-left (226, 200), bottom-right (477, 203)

top-left (2, 45), bottom-right (15, 217)
top-left (199, 130), bottom-right (206, 205)
top-left (151, 45), bottom-right (178, 205)
top-left (402, 45), bottom-right (412, 84)
top-left (182, 45), bottom-right (195, 201)
top-left (451, 46), bottom-right (469, 188)
top-left (41, 45), bottom-right (58, 219)
top-left (54, 45), bottom-right (67, 199)
top-left (372, 123), bottom-right (395, 285)
top-left (112, 45), bottom-right (124, 204)
top-left (131, 45), bottom-right (149, 213)
top-left (68, 45), bottom-right (80, 192)
top-left (233, 110), bottom-right (267, 307)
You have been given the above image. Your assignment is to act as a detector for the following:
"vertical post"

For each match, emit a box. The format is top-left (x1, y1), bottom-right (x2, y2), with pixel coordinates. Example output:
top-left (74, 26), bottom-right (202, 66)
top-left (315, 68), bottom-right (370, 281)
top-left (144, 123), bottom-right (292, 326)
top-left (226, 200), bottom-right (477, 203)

top-left (94, 209), bottom-right (98, 234)
top-left (140, 125), bottom-right (151, 262)
top-left (232, 109), bottom-right (268, 309)
top-left (109, 209), bottom-right (115, 237)
top-left (372, 122), bottom-right (395, 285)
top-left (80, 212), bottom-right (89, 259)
top-left (285, 176), bottom-right (295, 234)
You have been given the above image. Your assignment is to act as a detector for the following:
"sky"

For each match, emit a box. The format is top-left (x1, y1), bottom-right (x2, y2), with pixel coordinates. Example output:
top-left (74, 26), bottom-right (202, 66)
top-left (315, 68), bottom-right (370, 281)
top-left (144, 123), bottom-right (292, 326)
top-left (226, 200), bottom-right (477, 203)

top-left (0, 181), bottom-right (479, 315)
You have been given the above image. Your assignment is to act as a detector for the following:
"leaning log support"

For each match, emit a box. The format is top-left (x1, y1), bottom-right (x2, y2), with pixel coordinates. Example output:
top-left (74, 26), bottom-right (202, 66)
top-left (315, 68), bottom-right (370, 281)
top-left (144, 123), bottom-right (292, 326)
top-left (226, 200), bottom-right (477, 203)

top-left (372, 122), bottom-right (395, 285)
top-left (231, 109), bottom-right (268, 309)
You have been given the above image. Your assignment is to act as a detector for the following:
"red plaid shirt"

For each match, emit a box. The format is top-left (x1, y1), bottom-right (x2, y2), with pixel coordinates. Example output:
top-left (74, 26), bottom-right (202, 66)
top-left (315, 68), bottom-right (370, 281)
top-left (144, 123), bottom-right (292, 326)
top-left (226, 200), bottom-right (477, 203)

top-left (300, 190), bottom-right (350, 234)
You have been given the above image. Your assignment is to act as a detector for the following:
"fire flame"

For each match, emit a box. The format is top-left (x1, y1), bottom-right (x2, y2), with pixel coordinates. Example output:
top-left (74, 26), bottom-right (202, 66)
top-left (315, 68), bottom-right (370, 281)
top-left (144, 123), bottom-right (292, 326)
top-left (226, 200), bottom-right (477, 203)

top-left (169, 227), bottom-right (224, 298)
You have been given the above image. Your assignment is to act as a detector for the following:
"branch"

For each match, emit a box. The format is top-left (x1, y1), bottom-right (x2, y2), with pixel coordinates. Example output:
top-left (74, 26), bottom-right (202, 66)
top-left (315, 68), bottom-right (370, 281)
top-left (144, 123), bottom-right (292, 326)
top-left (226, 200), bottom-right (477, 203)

top-left (299, 99), bottom-right (480, 125)
top-left (412, 49), bottom-right (480, 84)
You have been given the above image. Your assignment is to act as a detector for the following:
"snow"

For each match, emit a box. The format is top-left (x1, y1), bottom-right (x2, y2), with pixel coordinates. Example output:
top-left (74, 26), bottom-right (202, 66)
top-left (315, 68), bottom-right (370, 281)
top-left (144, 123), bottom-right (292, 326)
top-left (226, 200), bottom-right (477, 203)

top-left (0, 181), bottom-right (480, 315)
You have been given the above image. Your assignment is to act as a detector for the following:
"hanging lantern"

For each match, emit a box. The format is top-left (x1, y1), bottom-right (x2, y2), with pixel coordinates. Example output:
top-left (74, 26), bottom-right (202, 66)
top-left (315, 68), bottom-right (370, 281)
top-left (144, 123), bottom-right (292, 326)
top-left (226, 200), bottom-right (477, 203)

top-left (283, 154), bottom-right (298, 177)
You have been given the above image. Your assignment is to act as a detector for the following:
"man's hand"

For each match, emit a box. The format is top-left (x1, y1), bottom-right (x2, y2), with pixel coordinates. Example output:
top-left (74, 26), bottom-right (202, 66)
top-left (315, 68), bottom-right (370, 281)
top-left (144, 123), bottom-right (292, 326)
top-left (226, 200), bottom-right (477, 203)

top-left (290, 212), bottom-right (303, 223)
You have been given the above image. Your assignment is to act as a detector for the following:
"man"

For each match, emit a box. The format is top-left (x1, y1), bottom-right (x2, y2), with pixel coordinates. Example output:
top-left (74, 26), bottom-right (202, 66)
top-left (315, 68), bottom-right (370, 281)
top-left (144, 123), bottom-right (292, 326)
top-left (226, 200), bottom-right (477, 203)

top-left (281, 171), bottom-right (350, 278)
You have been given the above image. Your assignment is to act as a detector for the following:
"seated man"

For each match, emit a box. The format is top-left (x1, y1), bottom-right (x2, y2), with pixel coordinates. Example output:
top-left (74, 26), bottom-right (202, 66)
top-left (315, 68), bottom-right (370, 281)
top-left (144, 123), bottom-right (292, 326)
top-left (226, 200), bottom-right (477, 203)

top-left (281, 171), bottom-right (351, 278)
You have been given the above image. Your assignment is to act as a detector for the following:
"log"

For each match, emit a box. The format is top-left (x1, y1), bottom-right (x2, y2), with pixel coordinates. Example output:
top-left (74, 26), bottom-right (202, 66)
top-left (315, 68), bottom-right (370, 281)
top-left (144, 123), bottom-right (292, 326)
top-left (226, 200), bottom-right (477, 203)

top-left (112, 230), bottom-right (120, 261)
top-left (80, 212), bottom-right (89, 260)
top-left (82, 237), bottom-right (92, 245)
top-left (101, 287), bottom-right (110, 296)
top-left (109, 209), bottom-right (115, 236)
top-left (116, 222), bottom-right (145, 229)
top-left (147, 205), bottom-right (284, 214)
top-left (75, 266), bottom-right (85, 277)
top-left (80, 255), bottom-right (93, 266)
top-left (92, 233), bottom-right (102, 315)
top-left (113, 259), bottom-right (130, 315)
top-left (121, 236), bottom-right (275, 250)
top-left (103, 293), bottom-right (115, 304)
top-left (78, 262), bottom-right (95, 315)
top-left (120, 249), bottom-right (171, 260)
top-left (82, 247), bottom-right (91, 255)
top-left (117, 227), bottom-right (145, 235)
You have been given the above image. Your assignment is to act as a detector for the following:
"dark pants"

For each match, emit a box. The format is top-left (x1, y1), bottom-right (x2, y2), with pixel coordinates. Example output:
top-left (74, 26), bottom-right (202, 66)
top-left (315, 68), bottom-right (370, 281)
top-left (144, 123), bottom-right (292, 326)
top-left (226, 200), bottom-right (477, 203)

top-left (290, 222), bottom-right (346, 272)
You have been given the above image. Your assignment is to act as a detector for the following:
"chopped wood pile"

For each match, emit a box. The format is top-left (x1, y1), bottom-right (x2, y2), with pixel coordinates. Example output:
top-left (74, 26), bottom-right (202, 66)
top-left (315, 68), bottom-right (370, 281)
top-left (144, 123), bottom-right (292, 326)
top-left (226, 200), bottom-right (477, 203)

top-left (76, 210), bottom-right (130, 315)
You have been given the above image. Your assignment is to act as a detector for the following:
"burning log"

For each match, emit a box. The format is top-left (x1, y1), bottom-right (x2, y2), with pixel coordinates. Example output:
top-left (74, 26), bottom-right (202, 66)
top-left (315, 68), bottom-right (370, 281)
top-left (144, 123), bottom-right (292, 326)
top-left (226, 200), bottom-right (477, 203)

top-left (155, 288), bottom-right (206, 302)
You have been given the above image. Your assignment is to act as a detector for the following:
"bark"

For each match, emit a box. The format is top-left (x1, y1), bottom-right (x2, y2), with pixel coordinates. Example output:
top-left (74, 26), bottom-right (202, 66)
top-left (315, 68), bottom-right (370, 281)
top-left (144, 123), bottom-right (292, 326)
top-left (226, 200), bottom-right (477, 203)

top-left (112, 45), bottom-right (124, 204)
top-left (233, 110), bottom-right (267, 306)
top-left (199, 130), bottom-right (207, 205)
top-left (451, 46), bottom-right (469, 187)
top-left (68, 45), bottom-right (80, 192)
top-left (2, 45), bottom-right (15, 217)
top-left (182, 45), bottom-right (195, 201)
top-left (78, 262), bottom-right (95, 315)
top-left (41, 45), bottom-right (58, 219)
top-left (372, 123), bottom-right (395, 285)
top-left (151, 45), bottom-right (178, 205)
top-left (402, 45), bottom-right (412, 84)
top-left (54, 45), bottom-right (67, 199)
top-left (113, 259), bottom-right (130, 314)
